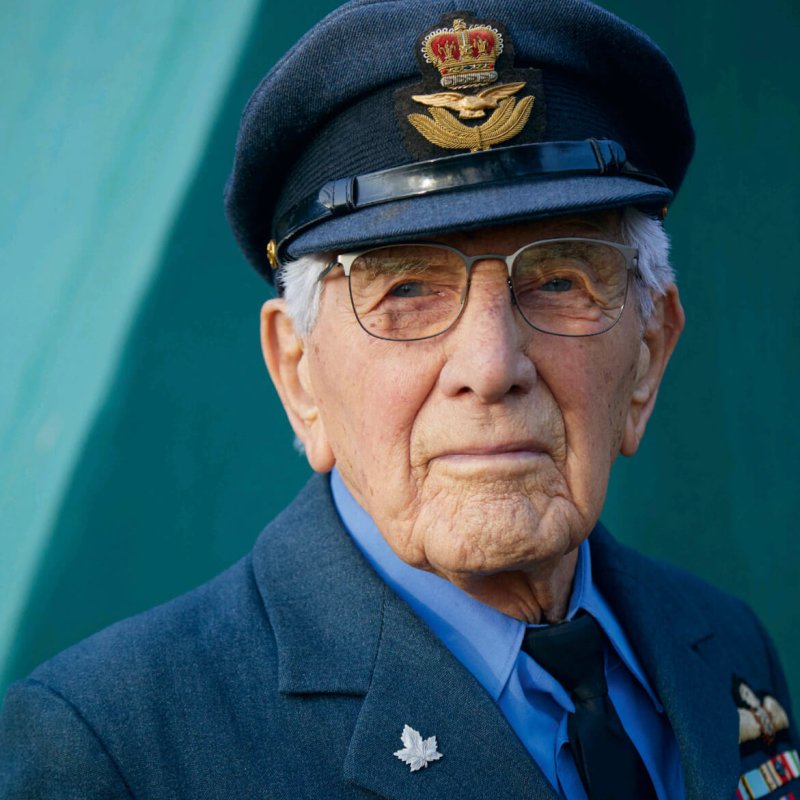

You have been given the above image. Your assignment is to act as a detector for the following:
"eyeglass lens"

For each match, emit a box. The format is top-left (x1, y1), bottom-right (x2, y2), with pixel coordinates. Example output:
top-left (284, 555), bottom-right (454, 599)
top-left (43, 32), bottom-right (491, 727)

top-left (347, 240), bottom-right (630, 341)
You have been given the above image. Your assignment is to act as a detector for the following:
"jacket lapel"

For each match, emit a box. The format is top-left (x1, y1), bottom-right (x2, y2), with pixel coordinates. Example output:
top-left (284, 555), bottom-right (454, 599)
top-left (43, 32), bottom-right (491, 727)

top-left (252, 473), bottom-right (385, 695)
top-left (253, 474), bottom-right (556, 799)
top-left (591, 526), bottom-right (741, 800)
top-left (343, 586), bottom-right (558, 800)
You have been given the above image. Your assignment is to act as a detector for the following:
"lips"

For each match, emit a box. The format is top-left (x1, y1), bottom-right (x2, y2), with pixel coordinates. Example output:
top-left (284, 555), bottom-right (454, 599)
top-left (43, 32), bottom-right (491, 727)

top-left (433, 440), bottom-right (548, 458)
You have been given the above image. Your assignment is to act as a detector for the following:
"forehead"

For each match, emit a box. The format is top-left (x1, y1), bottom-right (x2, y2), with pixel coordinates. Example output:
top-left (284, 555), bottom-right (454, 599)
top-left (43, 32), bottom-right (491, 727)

top-left (423, 210), bottom-right (623, 255)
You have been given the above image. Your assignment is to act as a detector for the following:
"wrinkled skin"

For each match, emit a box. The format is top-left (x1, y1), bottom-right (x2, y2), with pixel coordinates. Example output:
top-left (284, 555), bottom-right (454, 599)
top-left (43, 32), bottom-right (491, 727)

top-left (262, 213), bottom-right (684, 622)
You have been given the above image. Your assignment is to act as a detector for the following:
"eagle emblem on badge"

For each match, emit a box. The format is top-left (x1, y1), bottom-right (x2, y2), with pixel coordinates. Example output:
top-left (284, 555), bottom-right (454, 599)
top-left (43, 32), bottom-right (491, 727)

top-left (404, 18), bottom-right (537, 153)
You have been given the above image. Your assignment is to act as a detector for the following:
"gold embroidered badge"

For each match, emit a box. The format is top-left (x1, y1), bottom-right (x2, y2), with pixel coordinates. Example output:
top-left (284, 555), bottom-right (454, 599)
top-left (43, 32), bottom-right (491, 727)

top-left (411, 81), bottom-right (527, 120)
top-left (407, 18), bottom-right (534, 153)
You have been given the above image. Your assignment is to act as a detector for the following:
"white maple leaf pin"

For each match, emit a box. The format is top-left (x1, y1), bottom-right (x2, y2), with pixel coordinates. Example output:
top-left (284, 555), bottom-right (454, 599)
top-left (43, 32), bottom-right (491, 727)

top-left (393, 724), bottom-right (443, 772)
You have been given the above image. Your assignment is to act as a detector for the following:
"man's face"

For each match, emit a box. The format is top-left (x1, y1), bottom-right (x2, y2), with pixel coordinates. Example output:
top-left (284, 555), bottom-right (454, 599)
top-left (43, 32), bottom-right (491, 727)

top-left (265, 212), bottom-right (682, 614)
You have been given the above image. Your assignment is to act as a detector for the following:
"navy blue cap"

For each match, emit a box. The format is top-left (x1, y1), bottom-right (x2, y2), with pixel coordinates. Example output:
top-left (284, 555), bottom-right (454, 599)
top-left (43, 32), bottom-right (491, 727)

top-left (225, 0), bottom-right (694, 283)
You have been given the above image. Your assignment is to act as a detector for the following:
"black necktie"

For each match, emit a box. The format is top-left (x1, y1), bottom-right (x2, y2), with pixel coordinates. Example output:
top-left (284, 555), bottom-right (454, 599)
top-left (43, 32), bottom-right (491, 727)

top-left (522, 613), bottom-right (658, 800)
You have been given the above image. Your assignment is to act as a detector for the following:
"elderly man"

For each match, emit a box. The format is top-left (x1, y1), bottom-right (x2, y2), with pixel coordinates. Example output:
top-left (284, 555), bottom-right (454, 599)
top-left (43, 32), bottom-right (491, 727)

top-left (1, 0), bottom-right (797, 798)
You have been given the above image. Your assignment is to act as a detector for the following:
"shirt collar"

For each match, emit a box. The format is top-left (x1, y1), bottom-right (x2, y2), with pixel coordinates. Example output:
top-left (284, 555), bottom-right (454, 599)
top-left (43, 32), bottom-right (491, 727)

top-left (330, 468), bottom-right (661, 710)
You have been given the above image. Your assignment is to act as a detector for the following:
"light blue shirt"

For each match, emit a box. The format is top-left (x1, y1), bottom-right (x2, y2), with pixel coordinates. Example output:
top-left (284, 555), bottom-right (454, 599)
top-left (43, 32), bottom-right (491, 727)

top-left (330, 469), bottom-right (685, 799)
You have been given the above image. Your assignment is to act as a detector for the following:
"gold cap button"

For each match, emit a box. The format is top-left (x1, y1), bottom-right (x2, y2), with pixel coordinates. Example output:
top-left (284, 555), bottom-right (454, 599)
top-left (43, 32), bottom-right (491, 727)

top-left (267, 240), bottom-right (279, 270)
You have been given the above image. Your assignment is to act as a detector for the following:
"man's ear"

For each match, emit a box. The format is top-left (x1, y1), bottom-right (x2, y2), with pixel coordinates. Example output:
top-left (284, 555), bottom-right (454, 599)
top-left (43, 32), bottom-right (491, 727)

top-left (621, 284), bottom-right (685, 457)
top-left (260, 299), bottom-right (335, 473)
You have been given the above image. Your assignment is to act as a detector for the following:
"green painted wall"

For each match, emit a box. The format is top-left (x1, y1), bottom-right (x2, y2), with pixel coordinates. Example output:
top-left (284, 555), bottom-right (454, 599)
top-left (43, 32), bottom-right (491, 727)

top-left (0, 0), bottom-right (262, 684)
top-left (2, 0), bottom-right (798, 714)
top-left (600, 0), bottom-right (800, 702)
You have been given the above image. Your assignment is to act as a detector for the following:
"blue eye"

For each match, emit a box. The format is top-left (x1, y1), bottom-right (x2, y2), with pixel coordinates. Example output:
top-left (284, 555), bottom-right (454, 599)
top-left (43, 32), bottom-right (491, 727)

top-left (389, 282), bottom-right (427, 297)
top-left (540, 278), bottom-right (572, 292)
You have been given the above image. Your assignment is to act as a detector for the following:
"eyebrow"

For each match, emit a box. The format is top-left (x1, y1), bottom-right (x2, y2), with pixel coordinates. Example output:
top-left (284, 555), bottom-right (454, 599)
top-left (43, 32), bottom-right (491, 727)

top-left (541, 213), bottom-right (622, 238)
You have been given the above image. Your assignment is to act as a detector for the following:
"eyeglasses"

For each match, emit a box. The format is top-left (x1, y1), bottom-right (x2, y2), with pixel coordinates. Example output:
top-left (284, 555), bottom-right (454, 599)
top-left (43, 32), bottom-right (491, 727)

top-left (318, 237), bottom-right (638, 341)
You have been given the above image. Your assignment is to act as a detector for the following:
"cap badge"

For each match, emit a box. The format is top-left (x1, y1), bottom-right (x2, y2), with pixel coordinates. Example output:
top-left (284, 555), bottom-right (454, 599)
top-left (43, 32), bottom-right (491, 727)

top-left (402, 17), bottom-right (540, 154)
top-left (734, 677), bottom-right (790, 745)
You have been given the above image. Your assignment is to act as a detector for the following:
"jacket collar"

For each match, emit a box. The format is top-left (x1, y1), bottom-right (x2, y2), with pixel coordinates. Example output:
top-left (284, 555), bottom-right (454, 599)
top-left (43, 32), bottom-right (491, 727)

top-left (251, 473), bottom-right (385, 694)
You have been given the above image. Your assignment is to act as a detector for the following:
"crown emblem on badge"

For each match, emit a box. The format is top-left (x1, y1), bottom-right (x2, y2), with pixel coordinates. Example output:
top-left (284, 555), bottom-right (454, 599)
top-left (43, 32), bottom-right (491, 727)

top-left (421, 19), bottom-right (502, 89)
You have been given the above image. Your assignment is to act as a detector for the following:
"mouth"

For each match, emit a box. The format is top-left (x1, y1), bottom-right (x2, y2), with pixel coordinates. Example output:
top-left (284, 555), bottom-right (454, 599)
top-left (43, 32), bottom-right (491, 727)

top-left (435, 440), bottom-right (548, 458)
top-left (431, 441), bottom-right (549, 476)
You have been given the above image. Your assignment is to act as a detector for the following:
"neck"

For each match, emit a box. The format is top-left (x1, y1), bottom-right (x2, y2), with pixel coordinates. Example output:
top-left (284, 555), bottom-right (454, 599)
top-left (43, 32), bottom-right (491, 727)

top-left (443, 548), bottom-right (580, 623)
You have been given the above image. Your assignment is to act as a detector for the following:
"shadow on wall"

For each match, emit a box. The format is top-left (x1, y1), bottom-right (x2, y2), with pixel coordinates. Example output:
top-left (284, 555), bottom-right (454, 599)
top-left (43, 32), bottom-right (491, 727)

top-left (0, 0), bottom-right (348, 691)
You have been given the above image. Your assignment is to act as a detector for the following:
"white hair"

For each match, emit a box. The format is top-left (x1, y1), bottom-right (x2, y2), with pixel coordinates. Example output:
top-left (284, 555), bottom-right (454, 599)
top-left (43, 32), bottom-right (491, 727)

top-left (279, 206), bottom-right (674, 337)
top-left (276, 251), bottom-right (326, 338)
top-left (619, 206), bottom-right (675, 321)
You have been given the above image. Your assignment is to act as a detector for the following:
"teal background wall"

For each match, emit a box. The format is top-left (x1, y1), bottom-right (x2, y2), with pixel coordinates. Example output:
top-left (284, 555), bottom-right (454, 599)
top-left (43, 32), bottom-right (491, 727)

top-left (1, 0), bottom-right (798, 711)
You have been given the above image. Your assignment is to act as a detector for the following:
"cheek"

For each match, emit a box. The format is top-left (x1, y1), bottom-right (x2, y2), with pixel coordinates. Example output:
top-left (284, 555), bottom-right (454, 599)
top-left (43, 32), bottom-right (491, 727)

top-left (541, 337), bottom-right (638, 458)
top-left (309, 333), bottom-right (440, 493)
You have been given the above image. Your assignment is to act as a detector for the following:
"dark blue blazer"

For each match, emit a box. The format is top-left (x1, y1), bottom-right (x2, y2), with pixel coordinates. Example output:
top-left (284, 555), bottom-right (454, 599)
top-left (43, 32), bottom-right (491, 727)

top-left (1, 474), bottom-right (796, 798)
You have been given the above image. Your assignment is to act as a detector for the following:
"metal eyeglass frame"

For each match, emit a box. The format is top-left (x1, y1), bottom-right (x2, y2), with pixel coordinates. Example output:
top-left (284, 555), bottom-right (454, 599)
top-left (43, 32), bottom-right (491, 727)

top-left (317, 237), bottom-right (639, 341)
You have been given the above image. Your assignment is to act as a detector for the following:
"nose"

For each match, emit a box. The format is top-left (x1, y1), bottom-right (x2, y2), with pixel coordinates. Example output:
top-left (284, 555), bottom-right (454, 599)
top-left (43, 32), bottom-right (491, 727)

top-left (438, 262), bottom-right (537, 403)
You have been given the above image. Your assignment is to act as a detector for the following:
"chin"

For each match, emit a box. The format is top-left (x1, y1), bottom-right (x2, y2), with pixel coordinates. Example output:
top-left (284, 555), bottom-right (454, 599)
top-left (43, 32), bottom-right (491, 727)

top-left (408, 490), bottom-right (583, 577)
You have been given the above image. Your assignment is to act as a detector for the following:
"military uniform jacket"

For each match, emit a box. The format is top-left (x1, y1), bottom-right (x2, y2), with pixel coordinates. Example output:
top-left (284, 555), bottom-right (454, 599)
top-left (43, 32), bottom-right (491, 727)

top-left (1, 474), bottom-right (797, 799)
